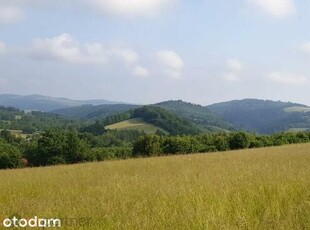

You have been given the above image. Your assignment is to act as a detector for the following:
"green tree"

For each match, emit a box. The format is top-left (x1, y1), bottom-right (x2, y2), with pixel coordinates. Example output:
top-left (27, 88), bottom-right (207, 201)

top-left (0, 141), bottom-right (22, 169)
top-left (229, 132), bottom-right (251, 150)
top-left (133, 135), bottom-right (163, 157)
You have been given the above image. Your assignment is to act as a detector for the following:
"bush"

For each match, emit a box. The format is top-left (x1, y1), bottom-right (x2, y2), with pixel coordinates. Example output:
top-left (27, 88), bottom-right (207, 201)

top-left (0, 142), bottom-right (22, 169)
top-left (229, 132), bottom-right (251, 150)
top-left (133, 135), bottom-right (163, 157)
top-left (213, 135), bottom-right (230, 151)
top-left (26, 130), bottom-right (92, 166)
top-left (47, 156), bottom-right (67, 165)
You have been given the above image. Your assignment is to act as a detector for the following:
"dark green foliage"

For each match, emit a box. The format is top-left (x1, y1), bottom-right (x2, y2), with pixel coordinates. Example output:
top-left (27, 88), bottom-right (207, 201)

top-left (81, 105), bottom-right (202, 136)
top-left (0, 141), bottom-right (22, 169)
top-left (0, 129), bottom-right (15, 143)
top-left (213, 135), bottom-right (230, 151)
top-left (163, 136), bottom-right (203, 154)
top-left (91, 147), bottom-right (132, 161)
top-left (0, 106), bottom-right (80, 133)
top-left (208, 99), bottom-right (310, 134)
top-left (133, 135), bottom-right (163, 157)
top-left (80, 121), bottom-right (106, 135)
top-left (47, 156), bottom-right (67, 165)
top-left (80, 130), bottom-right (142, 148)
top-left (102, 112), bottom-right (133, 126)
top-left (132, 106), bottom-right (201, 135)
top-left (229, 132), bottom-right (251, 150)
top-left (156, 100), bottom-right (234, 132)
top-left (132, 131), bottom-right (310, 157)
top-left (52, 104), bottom-right (140, 120)
top-left (26, 130), bottom-right (92, 166)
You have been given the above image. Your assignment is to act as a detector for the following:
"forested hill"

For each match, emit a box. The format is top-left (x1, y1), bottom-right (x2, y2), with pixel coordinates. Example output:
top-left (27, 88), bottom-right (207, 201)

top-left (86, 106), bottom-right (202, 135)
top-left (207, 99), bottom-right (310, 134)
top-left (131, 106), bottom-right (202, 135)
top-left (156, 100), bottom-right (234, 132)
top-left (0, 106), bottom-right (79, 133)
top-left (0, 94), bottom-right (120, 112)
top-left (52, 104), bottom-right (141, 120)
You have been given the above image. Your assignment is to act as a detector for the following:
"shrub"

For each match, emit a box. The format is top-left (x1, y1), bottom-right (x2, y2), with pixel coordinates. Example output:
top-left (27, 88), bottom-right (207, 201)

top-left (0, 142), bottom-right (22, 169)
top-left (229, 132), bottom-right (251, 150)
top-left (47, 156), bottom-right (67, 165)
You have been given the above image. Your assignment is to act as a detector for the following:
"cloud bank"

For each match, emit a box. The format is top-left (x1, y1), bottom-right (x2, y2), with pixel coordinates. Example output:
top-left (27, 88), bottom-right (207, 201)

top-left (156, 50), bottom-right (184, 79)
top-left (268, 72), bottom-right (307, 85)
top-left (89, 0), bottom-right (177, 18)
top-left (27, 33), bottom-right (148, 77)
top-left (0, 6), bottom-right (23, 24)
top-left (223, 58), bottom-right (244, 82)
top-left (249, 0), bottom-right (296, 18)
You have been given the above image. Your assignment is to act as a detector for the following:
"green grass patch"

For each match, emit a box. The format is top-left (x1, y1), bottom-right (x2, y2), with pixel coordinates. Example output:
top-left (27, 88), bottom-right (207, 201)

top-left (0, 144), bottom-right (310, 229)
top-left (285, 106), bottom-right (310, 113)
top-left (0, 129), bottom-right (29, 138)
top-left (288, 128), bottom-right (310, 132)
top-left (105, 118), bottom-right (168, 134)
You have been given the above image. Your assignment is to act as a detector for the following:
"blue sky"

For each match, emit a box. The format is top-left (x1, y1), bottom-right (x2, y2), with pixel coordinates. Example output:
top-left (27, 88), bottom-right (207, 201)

top-left (1, 0), bottom-right (310, 105)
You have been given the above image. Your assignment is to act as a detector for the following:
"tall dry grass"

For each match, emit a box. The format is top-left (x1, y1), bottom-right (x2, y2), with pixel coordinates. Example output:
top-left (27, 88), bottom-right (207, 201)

top-left (0, 144), bottom-right (310, 229)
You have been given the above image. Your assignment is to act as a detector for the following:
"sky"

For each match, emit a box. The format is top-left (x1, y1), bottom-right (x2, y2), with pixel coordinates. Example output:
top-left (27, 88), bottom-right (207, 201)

top-left (1, 0), bottom-right (310, 105)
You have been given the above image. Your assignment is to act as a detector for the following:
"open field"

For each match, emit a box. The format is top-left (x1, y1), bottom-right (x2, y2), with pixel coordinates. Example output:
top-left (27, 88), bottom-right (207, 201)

top-left (105, 118), bottom-right (168, 134)
top-left (288, 128), bottom-right (310, 132)
top-left (0, 129), bottom-right (29, 138)
top-left (1, 144), bottom-right (310, 229)
top-left (285, 106), bottom-right (310, 113)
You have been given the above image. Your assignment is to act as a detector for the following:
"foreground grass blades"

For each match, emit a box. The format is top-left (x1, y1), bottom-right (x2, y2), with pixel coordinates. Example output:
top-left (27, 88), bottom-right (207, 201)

top-left (1, 144), bottom-right (310, 229)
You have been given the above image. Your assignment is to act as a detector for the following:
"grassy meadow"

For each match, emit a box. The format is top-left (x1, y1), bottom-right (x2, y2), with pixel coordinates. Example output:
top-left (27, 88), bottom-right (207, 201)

top-left (285, 106), bottom-right (310, 113)
top-left (0, 144), bottom-right (310, 229)
top-left (105, 118), bottom-right (168, 134)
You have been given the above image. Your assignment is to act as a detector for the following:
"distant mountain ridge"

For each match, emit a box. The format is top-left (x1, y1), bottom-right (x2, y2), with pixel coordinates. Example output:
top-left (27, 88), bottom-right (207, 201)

top-left (1, 94), bottom-right (310, 134)
top-left (155, 100), bottom-right (234, 132)
top-left (0, 94), bottom-right (122, 112)
top-left (52, 104), bottom-right (141, 120)
top-left (207, 99), bottom-right (310, 133)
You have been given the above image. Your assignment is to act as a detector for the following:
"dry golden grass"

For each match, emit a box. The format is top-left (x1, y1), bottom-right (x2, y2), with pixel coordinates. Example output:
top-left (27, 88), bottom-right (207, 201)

top-left (105, 118), bottom-right (168, 134)
top-left (1, 144), bottom-right (310, 229)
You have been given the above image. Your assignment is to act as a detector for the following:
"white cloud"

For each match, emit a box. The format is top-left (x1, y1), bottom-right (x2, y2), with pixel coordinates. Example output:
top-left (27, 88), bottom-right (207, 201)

top-left (249, 0), bottom-right (296, 18)
top-left (0, 0), bottom-right (177, 21)
top-left (223, 73), bottom-right (240, 82)
top-left (300, 42), bottom-right (310, 55)
top-left (88, 0), bottom-right (176, 18)
top-left (156, 50), bottom-right (183, 79)
top-left (109, 47), bottom-right (138, 65)
top-left (223, 58), bottom-right (244, 82)
top-left (0, 6), bottom-right (23, 23)
top-left (227, 59), bottom-right (244, 72)
top-left (268, 72), bottom-right (307, 85)
top-left (29, 33), bottom-right (139, 66)
top-left (133, 65), bottom-right (150, 77)
top-left (26, 33), bottom-right (147, 77)
top-left (0, 41), bottom-right (6, 55)
top-left (30, 33), bottom-right (82, 63)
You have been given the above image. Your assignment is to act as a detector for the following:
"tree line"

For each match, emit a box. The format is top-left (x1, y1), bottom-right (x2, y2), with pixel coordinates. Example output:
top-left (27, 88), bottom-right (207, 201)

top-left (1, 129), bottom-right (310, 169)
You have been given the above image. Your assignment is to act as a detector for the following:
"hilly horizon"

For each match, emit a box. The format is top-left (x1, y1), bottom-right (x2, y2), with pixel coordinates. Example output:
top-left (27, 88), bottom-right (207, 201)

top-left (208, 99), bottom-right (310, 133)
top-left (1, 94), bottom-right (310, 134)
top-left (0, 94), bottom-right (124, 112)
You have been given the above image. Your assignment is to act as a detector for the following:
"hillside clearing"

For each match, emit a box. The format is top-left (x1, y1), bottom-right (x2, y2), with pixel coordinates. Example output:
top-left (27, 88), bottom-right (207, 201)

top-left (0, 144), bottom-right (310, 229)
top-left (105, 118), bottom-right (168, 134)
top-left (285, 106), bottom-right (310, 113)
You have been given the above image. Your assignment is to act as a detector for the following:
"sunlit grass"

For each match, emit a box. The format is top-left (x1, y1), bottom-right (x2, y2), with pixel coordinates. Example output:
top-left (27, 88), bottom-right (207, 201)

top-left (105, 118), bottom-right (168, 134)
top-left (0, 144), bottom-right (310, 229)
